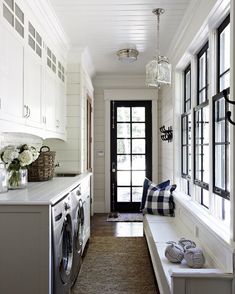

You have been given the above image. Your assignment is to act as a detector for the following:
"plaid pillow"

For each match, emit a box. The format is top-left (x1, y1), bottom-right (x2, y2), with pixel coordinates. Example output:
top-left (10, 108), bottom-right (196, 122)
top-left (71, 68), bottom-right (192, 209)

top-left (140, 178), bottom-right (170, 211)
top-left (144, 184), bottom-right (176, 216)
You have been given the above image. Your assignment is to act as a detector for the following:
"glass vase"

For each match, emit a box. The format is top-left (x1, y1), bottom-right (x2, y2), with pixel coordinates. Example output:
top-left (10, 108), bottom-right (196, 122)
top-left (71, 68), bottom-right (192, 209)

top-left (0, 162), bottom-right (8, 193)
top-left (8, 168), bottom-right (28, 189)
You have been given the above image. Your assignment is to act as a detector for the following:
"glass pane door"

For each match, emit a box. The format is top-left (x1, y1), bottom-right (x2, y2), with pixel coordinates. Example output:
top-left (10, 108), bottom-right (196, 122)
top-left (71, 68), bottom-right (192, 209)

top-left (111, 101), bottom-right (152, 212)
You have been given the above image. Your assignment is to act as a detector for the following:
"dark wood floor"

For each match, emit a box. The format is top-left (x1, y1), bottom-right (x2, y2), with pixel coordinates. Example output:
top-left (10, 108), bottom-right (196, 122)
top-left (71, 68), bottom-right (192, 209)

top-left (91, 213), bottom-right (143, 237)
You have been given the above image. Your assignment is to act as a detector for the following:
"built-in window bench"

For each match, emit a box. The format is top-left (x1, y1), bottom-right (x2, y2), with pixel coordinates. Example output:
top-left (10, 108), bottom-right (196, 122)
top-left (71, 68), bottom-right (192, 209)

top-left (143, 194), bottom-right (235, 294)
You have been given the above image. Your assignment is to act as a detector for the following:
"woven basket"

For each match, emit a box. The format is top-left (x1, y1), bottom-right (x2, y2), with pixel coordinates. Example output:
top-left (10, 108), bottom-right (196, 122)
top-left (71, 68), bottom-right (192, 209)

top-left (28, 146), bottom-right (56, 182)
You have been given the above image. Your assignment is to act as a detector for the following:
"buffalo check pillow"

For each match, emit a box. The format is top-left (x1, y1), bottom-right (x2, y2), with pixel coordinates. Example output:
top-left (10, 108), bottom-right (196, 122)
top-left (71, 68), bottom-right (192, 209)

top-left (144, 183), bottom-right (176, 216)
top-left (140, 178), bottom-right (170, 211)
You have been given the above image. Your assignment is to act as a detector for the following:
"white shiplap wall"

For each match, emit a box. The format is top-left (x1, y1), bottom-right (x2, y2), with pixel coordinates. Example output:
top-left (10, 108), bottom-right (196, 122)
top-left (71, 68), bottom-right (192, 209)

top-left (158, 86), bottom-right (174, 183)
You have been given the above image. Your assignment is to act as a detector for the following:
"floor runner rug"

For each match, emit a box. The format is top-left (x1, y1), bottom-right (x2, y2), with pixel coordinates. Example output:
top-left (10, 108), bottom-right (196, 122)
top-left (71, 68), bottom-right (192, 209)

top-left (72, 236), bottom-right (159, 294)
top-left (106, 212), bottom-right (143, 222)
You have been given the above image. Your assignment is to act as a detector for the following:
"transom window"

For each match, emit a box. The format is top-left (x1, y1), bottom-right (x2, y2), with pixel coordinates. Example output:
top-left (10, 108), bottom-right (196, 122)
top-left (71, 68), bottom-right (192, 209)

top-left (184, 65), bottom-right (191, 112)
top-left (218, 15), bottom-right (230, 92)
top-left (197, 42), bottom-right (209, 104)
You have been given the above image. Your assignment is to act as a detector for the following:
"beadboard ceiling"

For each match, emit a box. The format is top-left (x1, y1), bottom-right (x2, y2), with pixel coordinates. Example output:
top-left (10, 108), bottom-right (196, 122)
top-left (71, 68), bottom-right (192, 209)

top-left (49, 0), bottom-right (192, 75)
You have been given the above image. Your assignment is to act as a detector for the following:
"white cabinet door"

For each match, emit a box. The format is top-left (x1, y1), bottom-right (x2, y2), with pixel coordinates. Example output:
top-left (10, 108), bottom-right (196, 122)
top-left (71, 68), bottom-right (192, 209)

top-left (24, 47), bottom-right (43, 128)
top-left (0, 24), bottom-right (24, 124)
top-left (44, 69), bottom-right (56, 132)
top-left (55, 80), bottom-right (66, 134)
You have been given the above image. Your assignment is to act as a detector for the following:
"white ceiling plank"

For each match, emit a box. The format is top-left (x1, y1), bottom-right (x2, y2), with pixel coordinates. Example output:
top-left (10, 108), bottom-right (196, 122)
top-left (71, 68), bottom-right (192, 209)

top-left (49, 0), bottom-right (192, 75)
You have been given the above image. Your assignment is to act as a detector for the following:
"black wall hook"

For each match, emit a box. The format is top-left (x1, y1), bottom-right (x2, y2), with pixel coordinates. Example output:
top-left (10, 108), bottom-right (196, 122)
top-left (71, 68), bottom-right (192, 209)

top-left (223, 88), bottom-right (235, 125)
top-left (226, 111), bottom-right (235, 126)
top-left (159, 125), bottom-right (173, 142)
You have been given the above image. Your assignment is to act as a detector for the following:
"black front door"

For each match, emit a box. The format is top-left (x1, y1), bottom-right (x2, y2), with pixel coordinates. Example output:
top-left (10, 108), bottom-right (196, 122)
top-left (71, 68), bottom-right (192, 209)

top-left (111, 101), bottom-right (152, 212)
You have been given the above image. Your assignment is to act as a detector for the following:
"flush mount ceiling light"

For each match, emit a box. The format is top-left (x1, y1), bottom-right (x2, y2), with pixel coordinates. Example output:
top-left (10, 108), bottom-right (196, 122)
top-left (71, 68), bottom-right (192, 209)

top-left (117, 46), bottom-right (139, 63)
top-left (146, 8), bottom-right (171, 88)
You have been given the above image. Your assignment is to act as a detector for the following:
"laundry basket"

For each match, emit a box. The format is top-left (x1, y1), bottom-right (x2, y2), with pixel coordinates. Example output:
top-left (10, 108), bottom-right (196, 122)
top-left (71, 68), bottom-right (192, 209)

top-left (28, 146), bottom-right (56, 181)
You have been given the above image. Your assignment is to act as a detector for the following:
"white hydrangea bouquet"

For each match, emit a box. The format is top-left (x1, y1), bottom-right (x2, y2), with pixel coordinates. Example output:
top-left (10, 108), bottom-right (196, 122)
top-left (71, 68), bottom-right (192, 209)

top-left (0, 144), bottom-right (39, 189)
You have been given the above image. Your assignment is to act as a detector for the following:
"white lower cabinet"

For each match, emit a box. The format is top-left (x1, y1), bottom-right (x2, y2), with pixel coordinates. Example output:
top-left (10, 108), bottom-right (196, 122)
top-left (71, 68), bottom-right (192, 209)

top-left (0, 205), bottom-right (51, 294)
top-left (0, 23), bottom-right (24, 124)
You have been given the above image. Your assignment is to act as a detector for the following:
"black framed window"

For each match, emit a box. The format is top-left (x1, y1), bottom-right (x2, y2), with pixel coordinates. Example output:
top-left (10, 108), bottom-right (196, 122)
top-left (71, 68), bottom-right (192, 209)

top-left (181, 112), bottom-right (191, 195)
top-left (184, 65), bottom-right (191, 112)
top-left (181, 64), bottom-right (192, 196)
top-left (197, 42), bottom-right (209, 104)
top-left (213, 88), bottom-right (230, 201)
top-left (194, 42), bottom-right (210, 208)
top-left (212, 14), bottom-right (230, 220)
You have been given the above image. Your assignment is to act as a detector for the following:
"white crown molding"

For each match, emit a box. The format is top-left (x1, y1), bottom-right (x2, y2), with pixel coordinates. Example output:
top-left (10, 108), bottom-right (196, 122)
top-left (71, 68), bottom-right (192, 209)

top-left (68, 47), bottom-right (96, 78)
top-left (166, 0), bottom-right (199, 61)
top-left (81, 47), bottom-right (96, 78)
top-left (24, 0), bottom-right (70, 55)
top-left (170, 0), bottom-right (230, 70)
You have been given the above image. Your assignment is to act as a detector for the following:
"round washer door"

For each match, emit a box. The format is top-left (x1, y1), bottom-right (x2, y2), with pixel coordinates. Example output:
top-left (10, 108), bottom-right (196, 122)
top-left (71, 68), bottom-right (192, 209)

top-left (59, 214), bottom-right (73, 284)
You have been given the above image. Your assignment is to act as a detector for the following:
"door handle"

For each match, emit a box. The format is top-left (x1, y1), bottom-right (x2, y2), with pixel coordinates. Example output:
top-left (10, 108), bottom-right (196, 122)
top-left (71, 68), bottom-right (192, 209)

top-left (112, 162), bottom-right (116, 172)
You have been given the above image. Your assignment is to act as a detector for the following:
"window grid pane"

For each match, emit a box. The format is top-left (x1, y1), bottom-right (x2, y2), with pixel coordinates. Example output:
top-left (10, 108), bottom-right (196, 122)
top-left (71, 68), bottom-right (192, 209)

top-left (194, 103), bottom-right (209, 187)
top-left (198, 42), bottom-right (209, 104)
top-left (213, 90), bottom-right (230, 202)
top-left (218, 16), bottom-right (230, 92)
top-left (184, 66), bottom-right (191, 112)
top-left (181, 113), bottom-right (192, 184)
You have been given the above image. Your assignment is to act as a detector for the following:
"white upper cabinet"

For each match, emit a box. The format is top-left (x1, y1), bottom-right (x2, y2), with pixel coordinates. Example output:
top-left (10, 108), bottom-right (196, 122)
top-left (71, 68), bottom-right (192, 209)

top-left (0, 0), bottom-right (68, 139)
top-left (0, 2), bottom-right (24, 124)
top-left (23, 21), bottom-right (43, 128)
top-left (24, 49), bottom-right (43, 128)
top-left (43, 46), bottom-right (66, 135)
top-left (55, 79), bottom-right (66, 134)
top-left (44, 67), bottom-right (57, 132)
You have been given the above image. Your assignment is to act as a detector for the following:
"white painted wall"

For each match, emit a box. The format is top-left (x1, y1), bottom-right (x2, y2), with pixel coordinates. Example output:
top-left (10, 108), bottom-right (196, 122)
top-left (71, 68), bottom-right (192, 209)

top-left (0, 133), bottom-right (42, 150)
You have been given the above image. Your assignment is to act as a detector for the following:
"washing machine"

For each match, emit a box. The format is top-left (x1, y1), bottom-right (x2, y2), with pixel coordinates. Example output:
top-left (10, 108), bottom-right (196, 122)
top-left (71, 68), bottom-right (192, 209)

top-left (70, 184), bottom-right (84, 285)
top-left (51, 193), bottom-right (74, 294)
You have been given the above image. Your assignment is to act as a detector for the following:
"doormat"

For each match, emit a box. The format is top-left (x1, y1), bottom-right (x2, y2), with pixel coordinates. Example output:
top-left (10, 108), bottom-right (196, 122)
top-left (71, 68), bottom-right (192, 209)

top-left (107, 213), bottom-right (143, 222)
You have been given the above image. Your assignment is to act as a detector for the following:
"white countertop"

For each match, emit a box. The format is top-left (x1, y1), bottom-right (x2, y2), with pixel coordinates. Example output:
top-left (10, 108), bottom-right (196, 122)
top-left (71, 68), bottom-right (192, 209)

top-left (0, 172), bottom-right (90, 205)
